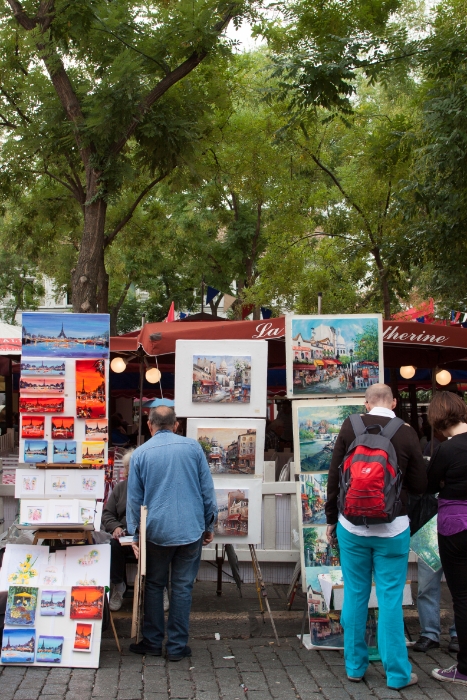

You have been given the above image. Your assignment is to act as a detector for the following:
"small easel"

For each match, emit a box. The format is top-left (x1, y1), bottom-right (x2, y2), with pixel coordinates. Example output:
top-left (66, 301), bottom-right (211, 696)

top-left (249, 545), bottom-right (280, 646)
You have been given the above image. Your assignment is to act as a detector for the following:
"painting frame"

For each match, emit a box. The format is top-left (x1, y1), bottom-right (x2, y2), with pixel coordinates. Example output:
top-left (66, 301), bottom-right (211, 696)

top-left (20, 501), bottom-right (49, 526)
top-left (73, 622), bottom-right (94, 652)
top-left (15, 470), bottom-right (45, 498)
top-left (211, 477), bottom-right (262, 545)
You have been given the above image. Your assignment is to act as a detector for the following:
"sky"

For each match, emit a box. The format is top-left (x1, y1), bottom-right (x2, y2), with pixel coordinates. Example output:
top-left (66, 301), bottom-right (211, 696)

top-left (22, 313), bottom-right (109, 339)
top-left (298, 405), bottom-right (364, 422)
top-left (291, 317), bottom-right (378, 344)
top-left (197, 427), bottom-right (256, 447)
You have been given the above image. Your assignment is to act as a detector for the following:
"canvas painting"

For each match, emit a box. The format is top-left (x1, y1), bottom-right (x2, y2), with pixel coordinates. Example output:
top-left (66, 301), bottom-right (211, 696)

top-left (20, 501), bottom-right (48, 525)
top-left (81, 442), bottom-right (106, 465)
top-left (84, 419), bottom-right (108, 441)
top-left (64, 544), bottom-right (111, 587)
top-left (20, 359), bottom-right (66, 376)
top-left (175, 340), bottom-right (268, 418)
top-left (5, 586), bottom-right (38, 626)
top-left (70, 586), bottom-right (104, 620)
top-left (45, 471), bottom-right (73, 496)
top-left (293, 398), bottom-right (366, 472)
top-left (215, 488), bottom-right (249, 537)
top-left (410, 515), bottom-right (441, 572)
top-left (23, 441), bottom-right (48, 464)
top-left (19, 377), bottom-right (65, 394)
top-left (302, 525), bottom-right (340, 568)
top-left (40, 590), bottom-right (66, 617)
top-left (21, 416), bottom-right (45, 439)
top-left (0, 545), bottom-right (49, 589)
top-left (308, 610), bottom-right (378, 651)
top-left (15, 469), bottom-right (45, 498)
top-left (51, 417), bottom-right (74, 439)
top-left (76, 359), bottom-right (106, 419)
top-left (22, 313), bottom-right (110, 359)
top-left (74, 623), bottom-right (93, 653)
top-left (286, 314), bottom-right (383, 397)
top-left (1, 629), bottom-right (36, 663)
top-left (20, 397), bottom-right (64, 413)
top-left (186, 419), bottom-right (266, 477)
top-left (52, 441), bottom-right (77, 464)
top-left (36, 636), bottom-right (64, 664)
top-left (212, 477), bottom-right (262, 545)
top-left (299, 474), bottom-right (328, 526)
top-left (52, 500), bottom-right (78, 524)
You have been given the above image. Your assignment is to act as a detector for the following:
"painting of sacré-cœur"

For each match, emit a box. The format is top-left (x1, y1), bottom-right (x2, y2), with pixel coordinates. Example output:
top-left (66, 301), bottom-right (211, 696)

top-left (192, 355), bottom-right (251, 404)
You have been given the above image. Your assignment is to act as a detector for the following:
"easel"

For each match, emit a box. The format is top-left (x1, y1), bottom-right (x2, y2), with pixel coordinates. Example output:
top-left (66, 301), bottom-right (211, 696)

top-left (32, 529), bottom-right (93, 545)
top-left (131, 505), bottom-right (147, 643)
top-left (249, 545), bottom-right (280, 646)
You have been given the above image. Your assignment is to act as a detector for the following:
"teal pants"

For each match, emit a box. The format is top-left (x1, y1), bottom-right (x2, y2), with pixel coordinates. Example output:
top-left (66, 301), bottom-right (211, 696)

top-left (337, 522), bottom-right (412, 688)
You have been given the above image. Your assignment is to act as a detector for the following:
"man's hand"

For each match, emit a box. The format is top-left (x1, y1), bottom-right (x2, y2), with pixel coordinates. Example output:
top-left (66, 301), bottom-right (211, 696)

top-left (202, 531), bottom-right (214, 545)
top-left (326, 524), bottom-right (337, 545)
top-left (131, 541), bottom-right (140, 559)
top-left (113, 527), bottom-right (124, 540)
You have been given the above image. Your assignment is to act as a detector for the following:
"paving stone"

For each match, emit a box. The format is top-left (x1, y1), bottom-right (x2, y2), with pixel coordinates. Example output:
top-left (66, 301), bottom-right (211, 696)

top-left (65, 693), bottom-right (93, 700)
top-left (117, 691), bottom-right (143, 700)
top-left (14, 692), bottom-right (45, 700)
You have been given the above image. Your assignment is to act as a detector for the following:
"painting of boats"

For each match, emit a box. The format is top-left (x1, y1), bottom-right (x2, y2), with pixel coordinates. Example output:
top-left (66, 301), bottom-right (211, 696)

top-left (22, 313), bottom-right (110, 358)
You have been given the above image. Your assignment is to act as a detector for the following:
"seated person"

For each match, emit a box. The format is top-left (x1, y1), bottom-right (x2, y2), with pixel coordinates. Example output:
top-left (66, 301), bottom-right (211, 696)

top-left (110, 413), bottom-right (130, 447)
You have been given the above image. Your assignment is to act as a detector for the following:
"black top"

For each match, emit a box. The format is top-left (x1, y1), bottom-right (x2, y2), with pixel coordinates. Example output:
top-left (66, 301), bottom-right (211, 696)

top-left (101, 480), bottom-right (127, 533)
top-left (325, 414), bottom-right (427, 525)
top-left (427, 433), bottom-right (467, 500)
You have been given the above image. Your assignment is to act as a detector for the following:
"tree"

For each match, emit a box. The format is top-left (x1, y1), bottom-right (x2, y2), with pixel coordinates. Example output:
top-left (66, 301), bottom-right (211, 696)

top-left (353, 323), bottom-right (380, 362)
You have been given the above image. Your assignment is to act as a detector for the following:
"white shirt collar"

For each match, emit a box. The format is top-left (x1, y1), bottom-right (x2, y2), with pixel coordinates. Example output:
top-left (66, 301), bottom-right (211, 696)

top-left (368, 406), bottom-right (396, 419)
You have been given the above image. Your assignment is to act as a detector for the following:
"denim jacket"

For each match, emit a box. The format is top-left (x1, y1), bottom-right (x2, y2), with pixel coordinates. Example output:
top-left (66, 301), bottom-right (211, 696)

top-left (126, 430), bottom-right (217, 546)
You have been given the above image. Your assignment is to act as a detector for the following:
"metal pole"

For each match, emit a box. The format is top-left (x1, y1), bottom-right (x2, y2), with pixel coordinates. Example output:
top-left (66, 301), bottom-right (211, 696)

top-left (317, 292), bottom-right (322, 314)
top-left (138, 314), bottom-right (146, 446)
top-left (201, 277), bottom-right (205, 314)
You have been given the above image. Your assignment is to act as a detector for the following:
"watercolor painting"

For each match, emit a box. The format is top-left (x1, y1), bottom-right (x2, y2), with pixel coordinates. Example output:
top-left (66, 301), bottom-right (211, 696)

top-left (84, 419), bottom-right (108, 441)
top-left (309, 610), bottom-right (378, 650)
top-left (302, 525), bottom-right (340, 568)
top-left (79, 503), bottom-right (95, 524)
top-left (19, 377), bottom-right (65, 394)
top-left (3, 547), bottom-right (46, 587)
top-left (5, 587), bottom-right (38, 626)
top-left (39, 565), bottom-right (64, 587)
top-left (299, 474), bottom-right (328, 526)
top-left (192, 355), bottom-right (251, 403)
top-left (52, 441), bottom-right (77, 464)
top-left (1, 629), bottom-right (36, 663)
top-left (52, 502), bottom-right (77, 523)
top-left (46, 472), bottom-right (71, 494)
top-left (74, 623), bottom-right (93, 652)
top-left (197, 427), bottom-right (257, 475)
top-left (81, 442), bottom-right (105, 465)
top-left (21, 416), bottom-right (45, 439)
top-left (20, 359), bottom-right (66, 376)
top-left (21, 503), bottom-right (48, 525)
top-left (36, 636), bottom-right (64, 664)
top-left (20, 397), bottom-right (64, 413)
top-left (70, 586), bottom-right (104, 620)
top-left (76, 359), bottom-right (106, 419)
top-left (40, 590), bottom-right (66, 617)
top-left (51, 417), bottom-right (74, 440)
top-left (22, 313), bottom-right (110, 359)
top-left (24, 440), bottom-right (48, 464)
top-left (286, 315), bottom-right (383, 397)
top-left (21, 474), bottom-right (40, 494)
top-left (64, 544), bottom-right (111, 587)
top-left (214, 489), bottom-right (249, 537)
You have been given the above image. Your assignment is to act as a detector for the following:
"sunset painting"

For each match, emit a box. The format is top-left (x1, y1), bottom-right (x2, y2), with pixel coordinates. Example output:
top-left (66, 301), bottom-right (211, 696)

top-left (70, 586), bottom-right (104, 620)
top-left (19, 377), bottom-right (65, 394)
top-left (20, 397), bottom-right (64, 414)
top-left (84, 419), bottom-right (108, 441)
top-left (76, 359), bottom-right (106, 419)
top-left (21, 416), bottom-right (45, 439)
top-left (74, 622), bottom-right (93, 652)
top-left (51, 417), bottom-right (74, 440)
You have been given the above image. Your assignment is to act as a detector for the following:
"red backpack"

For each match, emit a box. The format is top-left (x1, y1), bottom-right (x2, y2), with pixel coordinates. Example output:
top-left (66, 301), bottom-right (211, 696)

top-left (338, 414), bottom-right (405, 526)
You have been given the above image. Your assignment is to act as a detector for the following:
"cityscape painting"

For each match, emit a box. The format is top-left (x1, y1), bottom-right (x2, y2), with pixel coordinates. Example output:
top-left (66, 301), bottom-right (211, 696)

top-left (197, 427), bottom-right (257, 474)
top-left (24, 440), bottom-right (48, 464)
top-left (81, 442), bottom-right (105, 465)
top-left (20, 397), bottom-right (64, 413)
top-left (51, 417), bottom-right (74, 440)
top-left (21, 416), bottom-right (45, 439)
top-left (76, 359), bottom-right (106, 419)
top-left (74, 623), bottom-right (93, 652)
top-left (36, 635), bottom-right (64, 664)
top-left (52, 441), bottom-right (77, 464)
top-left (214, 488), bottom-right (249, 537)
top-left (22, 313), bottom-right (110, 358)
top-left (84, 419), bottom-right (108, 441)
top-left (299, 474), bottom-right (328, 525)
top-left (20, 359), bottom-right (66, 376)
top-left (19, 377), bottom-right (65, 394)
top-left (40, 590), bottom-right (66, 616)
top-left (192, 355), bottom-right (251, 404)
top-left (70, 586), bottom-right (104, 620)
top-left (302, 525), bottom-right (340, 568)
top-left (286, 314), bottom-right (383, 397)
top-left (1, 628), bottom-right (36, 663)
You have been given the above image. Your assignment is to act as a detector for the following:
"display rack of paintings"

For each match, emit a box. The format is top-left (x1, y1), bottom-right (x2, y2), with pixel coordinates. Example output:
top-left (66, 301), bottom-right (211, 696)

top-left (211, 477), bottom-right (262, 545)
top-left (285, 314), bottom-right (383, 398)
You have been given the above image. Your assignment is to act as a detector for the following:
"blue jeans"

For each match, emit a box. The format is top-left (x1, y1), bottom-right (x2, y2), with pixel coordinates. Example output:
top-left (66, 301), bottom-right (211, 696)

top-left (143, 537), bottom-right (203, 655)
top-left (417, 559), bottom-right (456, 641)
top-left (337, 523), bottom-right (412, 688)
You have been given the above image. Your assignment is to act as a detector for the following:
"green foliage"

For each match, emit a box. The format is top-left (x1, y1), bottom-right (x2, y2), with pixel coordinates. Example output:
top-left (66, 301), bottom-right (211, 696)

top-left (353, 324), bottom-right (380, 362)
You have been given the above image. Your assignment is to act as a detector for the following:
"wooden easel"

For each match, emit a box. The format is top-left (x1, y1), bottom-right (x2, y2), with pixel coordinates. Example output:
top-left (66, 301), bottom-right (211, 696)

top-left (131, 505), bottom-right (147, 643)
top-left (32, 529), bottom-right (93, 545)
top-left (249, 544), bottom-right (280, 646)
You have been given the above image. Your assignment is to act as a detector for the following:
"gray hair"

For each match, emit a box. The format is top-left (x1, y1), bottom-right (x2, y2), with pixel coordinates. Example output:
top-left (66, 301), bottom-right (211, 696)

top-left (148, 406), bottom-right (177, 429)
top-left (365, 383), bottom-right (393, 408)
top-left (121, 447), bottom-right (135, 477)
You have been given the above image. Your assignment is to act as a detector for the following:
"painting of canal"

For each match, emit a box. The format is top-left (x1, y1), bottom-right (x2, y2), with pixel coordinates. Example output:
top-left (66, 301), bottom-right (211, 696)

top-left (24, 440), bottom-right (48, 464)
top-left (52, 441), bottom-right (77, 464)
top-left (40, 590), bottom-right (66, 616)
top-left (299, 474), bottom-right (328, 525)
top-left (293, 400), bottom-right (365, 472)
top-left (36, 635), bottom-right (64, 663)
top-left (20, 397), bottom-right (64, 413)
top-left (76, 360), bottom-right (106, 419)
top-left (192, 355), bottom-right (251, 403)
top-left (51, 417), bottom-right (74, 440)
top-left (22, 313), bottom-right (110, 358)
top-left (1, 629), bottom-right (36, 663)
top-left (20, 359), bottom-right (66, 376)
top-left (19, 377), bottom-right (65, 394)
top-left (286, 315), bottom-right (383, 396)
top-left (214, 489), bottom-right (249, 537)
top-left (197, 427), bottom-right (256, 474)
top-left (21, 416), bottom-right (45, 439)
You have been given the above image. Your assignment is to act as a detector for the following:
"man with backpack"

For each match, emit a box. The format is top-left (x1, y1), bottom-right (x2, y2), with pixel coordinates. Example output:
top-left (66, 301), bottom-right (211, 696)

top-left (325, 383), bottom-right (427, 690)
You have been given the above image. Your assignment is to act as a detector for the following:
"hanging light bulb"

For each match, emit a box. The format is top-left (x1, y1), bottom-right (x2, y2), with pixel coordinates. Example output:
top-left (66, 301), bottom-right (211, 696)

top-left (146, 367), bottom-right (161, 384)
top-left (400, 366), bottom-right (416, 379)
top-left (110, 357), bottom-right (126, 373)
top-left (436, 369), bottom-right (452, 386)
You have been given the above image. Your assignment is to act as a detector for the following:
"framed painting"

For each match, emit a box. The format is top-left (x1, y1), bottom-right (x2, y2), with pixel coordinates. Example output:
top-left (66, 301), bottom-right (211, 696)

top-left (175, 340), bottom-right (268, 418)
top-left (19, 377), bottom-right (65, 394)
top-left (20, 359), bottom-right (66, 376)
top-left (79, 500), bottom-right (96, 524)
top-left (36, 636), bottom-right (64, 664)
top-left (45, 470), bottom-right (74, 497)
top-left (74, 622), bottom-right (93, 652)
top-left (15, 469), bottom-right (45, 498)
top-left (70, 586), bottom-right (104, 620)
top-left (77, 470), bottom-right (105, 499)
top-left (20, 397), bottom-right (64, 413)
top-left (211, 477), bottom-right (262, 545)
top-left (293, 398), bottom-right (366, 473)
top-left (51, 500), bottom-right (79, 524)
top-left (1, 628), bottom-right (36, 664)
top-left (21, 416), bottom-right (45, 439)
top-left (23, 440), bottom-right (48, 464)
top-left (22, 312), bottom-right (110, 359)
top-left (20, 501), bottom-right (49, 526)
top-left (51, 417), bottom-right (74, 440)
top-left (76, 359), bottom-right (106, 419)
top-left (285, 314), bottom-right (383, 398)
top-left (84, 419), bottom-right (108, 441)
top-left (52, 441), bottom-right (77, 464)
top-left (186, 418), bottom-right (266, 477)
top-left (5, 586), bottom-right (38, 626)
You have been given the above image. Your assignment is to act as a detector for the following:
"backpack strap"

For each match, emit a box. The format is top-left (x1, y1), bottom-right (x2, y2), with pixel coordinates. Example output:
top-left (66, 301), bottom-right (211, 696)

top-left (380, 417), bottom-right (405, 441)
top-left (349, 413), bottom-right (367, 437)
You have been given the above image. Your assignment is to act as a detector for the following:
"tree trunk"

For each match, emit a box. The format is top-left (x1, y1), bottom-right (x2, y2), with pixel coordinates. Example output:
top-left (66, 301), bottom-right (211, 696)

top-left (371, 247), bottom-right (391, 320)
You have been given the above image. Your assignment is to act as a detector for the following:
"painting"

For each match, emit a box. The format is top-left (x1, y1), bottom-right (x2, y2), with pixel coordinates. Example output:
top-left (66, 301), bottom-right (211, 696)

top-left (0, 545), bottom-right (49, 589)
top-left (85, 419), bottom-right (108, 441)
top-left (286, 314), bottom-right (383, 397)
top-left (5, 586), bottom-right (38, 626)
top-left (22, 312), bottom-right (110, 359)
top-left (175, 340), bottom-right (268, 418)
top-left (52, 500), bottom-right (78, 524)
top-left (20, 501), bottom-right (48, 525)
top-left (45, 471), bottom-right (73, 496)
top-left (77, 470), bottom-right (105, 498)
top-left (187, 419), bottom-right (266, 476)
top-left (52, 441), bottom-right (77, 464)
top-left (76, 359), bottom-right (106, 419)
top-left (21, 416), bottom-right (45, 439)
top-left (81, 442), bottom-right (106, 465)
top-left (1, 629), bottom-right (36, 664)
top-left (39, 565), bottom-right (65, 587)
top-left (40, 590), bottom-right (66, 617)
top-left (64, 544), bottom-right (111, 587)
top-left (74, 623), bottom-right (93, 652)
top-left (79, 501), bottom-right (96, 524)
top-left (215, 488), bottom-right (249, 537)
top-left (20, 359), bottom-right (66, 376)
top-left (36, 636), bottom-right (64, 664)
top-left (299, 474), bottom-right (328, 526)
top-left (70, 586), bottom-right (105, 620)
top-left (15, 469), bottom-right (45, 498)
top-left (23, 440), bottom-right (48, 464)
top-left (212, 477), bottom-right (262, 545)
top-left (20, 397), bottom-right (64, 413)
top-left (51, 417), bottom-right (74, 440)
top-left (19, 377), bottom-right (65, 394)
top-left (410, 515), bottom-right (441, 572)
top-left (302, 525), bottom-right (340, 568)
top-left (293, 398), bottom-right (366, 472)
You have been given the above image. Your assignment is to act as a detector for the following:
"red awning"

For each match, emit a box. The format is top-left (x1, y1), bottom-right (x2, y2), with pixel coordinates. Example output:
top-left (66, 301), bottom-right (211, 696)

top-left (200, 380), bottom-right (215, 386)
top-left (226, 514), bottom-right (242, 521)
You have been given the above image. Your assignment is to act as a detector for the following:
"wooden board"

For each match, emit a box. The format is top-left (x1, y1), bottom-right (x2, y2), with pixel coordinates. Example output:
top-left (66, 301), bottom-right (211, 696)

top-left (131, 505), bottom-right (147, 641)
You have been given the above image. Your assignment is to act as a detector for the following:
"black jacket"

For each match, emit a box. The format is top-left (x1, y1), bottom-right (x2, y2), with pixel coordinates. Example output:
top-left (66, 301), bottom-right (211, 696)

top-left (427, 433), bottom-right (467, 499)
top-left (101, 480), bottom-right (127, 533)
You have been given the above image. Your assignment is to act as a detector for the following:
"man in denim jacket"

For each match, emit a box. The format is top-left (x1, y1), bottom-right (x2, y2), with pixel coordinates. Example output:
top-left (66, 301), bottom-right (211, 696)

top-left (127, 406), bottom-right (217, 661)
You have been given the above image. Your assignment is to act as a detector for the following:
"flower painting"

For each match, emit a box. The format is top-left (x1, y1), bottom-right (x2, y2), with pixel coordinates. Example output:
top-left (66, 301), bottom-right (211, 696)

top-left (24, 440), bottom-right (48, 464)
top-left (20, 397), bottom-right (64, 413)
top-left (74, 622), bottom-right (93, 652)
top-left (76, 359), bottom-right (106, 419)
top-left (6, 551), bottom-right (42, 586)
top-left (5, 586), bottom-right (38, 626)
top-left (52, 441), bottom-right (77, 464)
top-left (192, 355), bottom-right (251, 404)
top-left (36, 635), bottom-right (64, 663)
top-left (84, 419), bottom-right (108, 441)
top-left (51, 417), bottom-right (74, 440)
top-left (1, 629), bottom-right (36, 663)
top-left (21, 416), bottom-right (45, 439)
top-left (22, 313), bottom-right (110, 359)
top-left (70, 586), bottom-right (104, 620)
top-left (214, 489), bottom-right (249, 537)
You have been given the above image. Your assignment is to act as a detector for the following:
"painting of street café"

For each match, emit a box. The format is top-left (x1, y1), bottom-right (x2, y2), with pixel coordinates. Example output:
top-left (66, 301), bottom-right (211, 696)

top-left (197, 427), bottom-right (256, 475)
top-left (214, 489), bottom-right (249, 537)
top-left (287, 315), bottom-right (382, 396)
top-left (300, 474), bottom-right (328, 525)
top-left (192, 355), bottom-right (251, 403)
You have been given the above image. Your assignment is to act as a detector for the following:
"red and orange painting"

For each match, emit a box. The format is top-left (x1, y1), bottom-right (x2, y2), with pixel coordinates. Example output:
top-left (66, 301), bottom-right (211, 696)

top-left (21, 416), bottom-right (45, 439)
top-left (76, 360), bottom-right (106, 419)
top-left (20, 397), bottom-right (64, 414)
top-left (51, 417), bottom-right (74, 440)
top-left (70, 586), bottom-right (104, 620)
top-left (73, 622), bottom-right (93, 652)
top-left (19, 377), bottom-right (65, 394)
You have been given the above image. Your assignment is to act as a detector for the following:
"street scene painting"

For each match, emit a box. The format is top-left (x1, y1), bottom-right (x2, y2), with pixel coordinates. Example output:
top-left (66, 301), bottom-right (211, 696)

top-left (293, 400), bottom-right (365, 472)
top-left (76, 359), bottom-right (106, 419)
top-left (40, 590), bottom-right (66, 616)
top-left (20, 359), bottom-right (66, 376)
top-left (192, 355), bottom-right (251, 403)
top-left (19, 377), bottom-right (65, 394)
top-left (410, 515), bottom-right (441, 572)
top-left (286, 315), bottom-right (383, 397)
top-left (197, 427), bottom-right (257, 474)
top-left (309, 609), bottom-right (378, 650)
top-left (74, 623), bottom-right (93, 652)
top-left (299, 474), bottom-right (328, 525)
top-left (36, 635), bottom-right (64, 664)
top-left (302, 525), bottom-right (340, 568)
top-left (1, 628), bottom-right (36, 663)
top-left (214, 488), bottom-right (249, 537)
top-left (21, 416), bottom-right (45, 439)
top-left (5, 586), bottom-right (38, 626)
top-left (22, 313), bottom-right (110, 359)
top-left (84, 419), bottom-right (108, 441)
top-left (51, 417), bottom-right (74, 440)
top-left (20, 397), bottom-right (64, 413)
top-left (24, 440), bottom-right (48, 464)
top-left (70, 586), bottom-right (104, 620)
top-left (52, 441), bottom-right (77, 464)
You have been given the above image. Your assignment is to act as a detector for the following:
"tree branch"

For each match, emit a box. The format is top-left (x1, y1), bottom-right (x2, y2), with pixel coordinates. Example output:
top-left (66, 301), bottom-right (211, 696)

top-left (0, 87), bottom-right (31, 123)
top-left (6, 0), bottom-right (38, 30)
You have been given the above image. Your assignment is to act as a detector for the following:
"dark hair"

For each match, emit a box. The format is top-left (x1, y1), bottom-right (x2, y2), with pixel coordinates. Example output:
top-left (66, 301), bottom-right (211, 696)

top-left (148, 406), bottom-right (176, 429)
top-left (428, 391), bottom-right (467, 432)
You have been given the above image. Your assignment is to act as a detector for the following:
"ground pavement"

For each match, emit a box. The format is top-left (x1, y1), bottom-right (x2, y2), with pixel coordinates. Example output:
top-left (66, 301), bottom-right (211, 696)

top-left (1, 582), bottom-right (466, 700)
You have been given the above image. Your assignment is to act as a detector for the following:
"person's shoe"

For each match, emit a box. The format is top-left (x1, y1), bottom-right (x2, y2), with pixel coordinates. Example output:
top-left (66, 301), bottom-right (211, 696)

top-left (167, 645), bottom-right (192, 662)
top-left (109, 581), bottom-right (126, 611)
top-left (413, 636), bottom-right (440, 652)
top-left (449, 637), bottom-right (460, 653)
top-left (129, 639), bottom-right (162, 656)
top-left (432, 665), bottom-right (467, 685)
top-left (347, 676), bottom-right (363, 682)
top-left (388, 673), bottom-right (418, 690)
top-left (164, 588), bottom-right (170, 612)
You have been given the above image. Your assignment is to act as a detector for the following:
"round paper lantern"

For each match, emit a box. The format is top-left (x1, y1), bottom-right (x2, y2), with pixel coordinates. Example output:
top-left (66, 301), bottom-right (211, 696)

top-left (436, 369), bottom-right (452, 386)
top-left (145, 367), bottom-right (161, 384)
top-left (400, 366), bottom-right (416, 379)
top-left (110, 357), bottom-right (126, 373)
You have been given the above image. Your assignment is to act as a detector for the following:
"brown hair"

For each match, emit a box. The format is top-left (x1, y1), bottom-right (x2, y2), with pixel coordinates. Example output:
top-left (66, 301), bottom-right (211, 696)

top-left (427, 391), bottom-right (467, 432)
